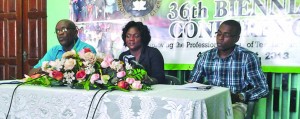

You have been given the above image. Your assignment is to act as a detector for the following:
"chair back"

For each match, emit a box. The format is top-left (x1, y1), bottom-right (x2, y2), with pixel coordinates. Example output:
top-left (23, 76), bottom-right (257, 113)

top-left (245, 101), bottom-right (256, 119)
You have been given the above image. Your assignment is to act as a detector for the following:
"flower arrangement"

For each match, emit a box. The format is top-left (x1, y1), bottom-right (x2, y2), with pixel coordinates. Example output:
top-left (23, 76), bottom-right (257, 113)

top-left (24, 48), bottom-right (151, 91)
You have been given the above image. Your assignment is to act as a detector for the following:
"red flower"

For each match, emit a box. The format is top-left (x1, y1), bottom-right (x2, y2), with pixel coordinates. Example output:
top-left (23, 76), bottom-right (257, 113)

top-left (30, 74), bottom-right (41, 79)
top-left (76, 70), bottom-right (86, 80)
top-left (117, 81), bottom-right (129, 90)
top-left (50, 70), bottom-right (63, 81)
top-left (83, 48), bottom-right (91, 53)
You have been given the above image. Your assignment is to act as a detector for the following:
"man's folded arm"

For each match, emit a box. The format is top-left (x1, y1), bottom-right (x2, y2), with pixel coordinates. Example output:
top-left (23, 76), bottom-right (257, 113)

top-left (244, 55), bottom-right (269, 101)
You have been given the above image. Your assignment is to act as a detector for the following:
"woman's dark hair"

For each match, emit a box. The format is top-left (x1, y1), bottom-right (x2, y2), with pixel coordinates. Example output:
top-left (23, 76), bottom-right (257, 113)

top-left (121, 21), bottom-right (151, 47)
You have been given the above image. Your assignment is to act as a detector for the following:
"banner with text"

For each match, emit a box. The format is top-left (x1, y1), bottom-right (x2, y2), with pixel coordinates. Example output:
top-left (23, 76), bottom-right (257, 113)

top-left (70, 0), bottom-right (300, 70)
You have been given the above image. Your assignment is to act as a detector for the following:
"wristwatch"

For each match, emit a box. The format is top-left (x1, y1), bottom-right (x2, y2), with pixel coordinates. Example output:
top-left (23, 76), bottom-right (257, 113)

top-left (238, 93), bottom-right (245, 102)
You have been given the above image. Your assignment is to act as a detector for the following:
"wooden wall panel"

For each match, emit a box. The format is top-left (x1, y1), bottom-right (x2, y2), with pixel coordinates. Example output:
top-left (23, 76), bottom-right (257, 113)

top-left (0, 20), bottom-right (4, 57)
top-left (0, 66), bottom-right (4, 79)
top-left (8, 65), bottom-right (17, 78)
top-left (0, 0), bottom-right (22, 80)
top-left (0, 0), bottom-right (4, 13)
top-left (23, 0), bottom-right (47, 75)
top-left (28, 19), bottom-right (38, 58)
top-left (7, 20), bottom-right (17, 57)
top-left (0, 0), bottom-right (46, 79)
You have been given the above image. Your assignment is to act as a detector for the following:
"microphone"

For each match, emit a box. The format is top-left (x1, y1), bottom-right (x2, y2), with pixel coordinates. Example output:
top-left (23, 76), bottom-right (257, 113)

top-left (0, 80), bottom-right (23, 85)
top-left (123, 55), bottom-right (144, 69)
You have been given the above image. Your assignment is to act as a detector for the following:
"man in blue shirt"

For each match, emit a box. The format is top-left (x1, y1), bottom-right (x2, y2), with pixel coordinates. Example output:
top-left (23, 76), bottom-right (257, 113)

top-left (29, 19), bottom-right (96, 75)
top-left (188, 20), bottom-right (269, 119)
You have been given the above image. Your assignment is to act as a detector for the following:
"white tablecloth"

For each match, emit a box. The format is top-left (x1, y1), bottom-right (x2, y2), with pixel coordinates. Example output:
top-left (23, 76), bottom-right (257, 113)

top-left (0, 84), bottom-right (233, 119)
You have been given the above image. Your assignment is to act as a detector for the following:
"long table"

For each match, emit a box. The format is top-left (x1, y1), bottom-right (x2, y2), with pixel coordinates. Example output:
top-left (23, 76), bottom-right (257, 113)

top-left (0, 84), bottom-right (233, 119)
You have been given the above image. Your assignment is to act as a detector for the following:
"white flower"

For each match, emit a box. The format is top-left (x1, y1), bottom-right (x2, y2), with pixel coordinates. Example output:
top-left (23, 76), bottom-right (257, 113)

top-left (101, 75), bottom-right (110, 84)
top-left (49, 59), bottom-right (65, 71)
top-left (110, 61), bottom-right (124, 71)
top-left (62, 50), bottom-right (76, 58)
top-left (63, 72), bottom-right (75, 84)
top-left (101, 61), bottom-right (110, 68)
top-left (82, 52), bottom-right (96, 64)
top-left (23, 74), bottom-right (30, 81)
top-left (96, 52), bottom-right (105, 59)
top-left (125, 62), bottom-right (133, 70)
top-left (84, 64), bottom-right (95, 74)
top-left (41, 61), bottom-right (49, 72)
top-left (49, 61), bottom-right (56, 67)
top-left (82, 61), bottom-right (89, 66)
top-left (64, 58), bottom-right (76, 70)
top-left (24, 74), bottom-right (30, 78)
top-left (103, 54), bottom-right (114, 63)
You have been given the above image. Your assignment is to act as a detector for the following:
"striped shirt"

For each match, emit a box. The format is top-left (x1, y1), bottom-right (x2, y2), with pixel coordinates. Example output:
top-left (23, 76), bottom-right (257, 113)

top-left (189, 45), bottom-right (269, 101)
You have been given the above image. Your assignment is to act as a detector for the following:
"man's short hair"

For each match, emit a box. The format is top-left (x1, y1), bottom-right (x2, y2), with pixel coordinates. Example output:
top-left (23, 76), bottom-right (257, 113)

top-left (221, 20), bottom-right (241, 36)
top-left (57, 19), bottom-right (77, 29)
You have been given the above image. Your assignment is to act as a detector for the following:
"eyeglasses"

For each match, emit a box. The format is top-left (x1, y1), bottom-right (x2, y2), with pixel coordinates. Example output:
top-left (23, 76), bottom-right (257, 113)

top-left (126, 34), bottom-right (141, 39)
top-left (215, 31), bottom-right (236, 38)
top-left (55, 28), bottom-right (75, 34)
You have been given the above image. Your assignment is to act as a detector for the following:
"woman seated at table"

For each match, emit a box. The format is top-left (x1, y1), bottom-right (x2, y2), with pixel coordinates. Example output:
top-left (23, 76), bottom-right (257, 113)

top-left (118, 21), bottom-right (166, 84)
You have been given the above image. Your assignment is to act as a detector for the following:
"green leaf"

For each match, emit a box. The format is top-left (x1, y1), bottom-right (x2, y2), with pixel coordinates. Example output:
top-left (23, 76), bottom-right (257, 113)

top-left (44, 76), bottom-right (50, 86)
top-left (93, 84), bottom-right (97, 88)
top-left (136, 75), bottom-right (142, 80)
top-left (141, 85), bottom-right (152, 91)
top-left (84, 81), bottom-right (90, 90)
top-left (108, 86), bottom-right (129, 92)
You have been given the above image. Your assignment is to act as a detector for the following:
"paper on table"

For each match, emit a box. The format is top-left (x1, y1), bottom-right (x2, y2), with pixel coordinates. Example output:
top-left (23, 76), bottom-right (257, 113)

top-left (176, 82), bottom-right (212, 90)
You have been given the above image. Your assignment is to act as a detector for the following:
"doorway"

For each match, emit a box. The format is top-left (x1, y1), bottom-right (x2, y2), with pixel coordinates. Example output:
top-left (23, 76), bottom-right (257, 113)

top-left (0, 0), bottom-right (47, 80)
